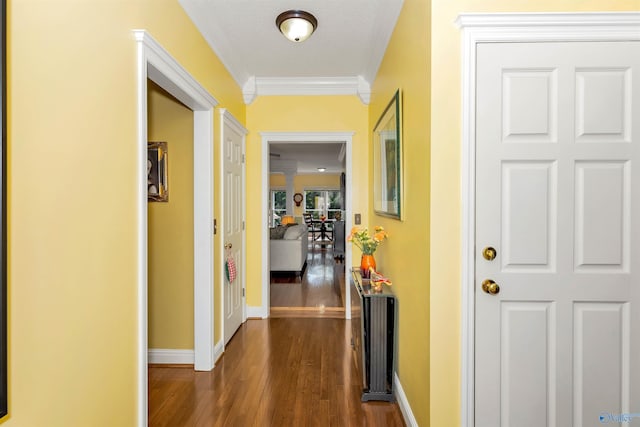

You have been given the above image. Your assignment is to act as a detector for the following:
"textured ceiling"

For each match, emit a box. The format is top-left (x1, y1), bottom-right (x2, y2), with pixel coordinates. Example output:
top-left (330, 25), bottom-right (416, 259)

top-left (178, 1), bottom-right (402, 168)
top-left (270, 143), bottom-right (346, 174)
top-left (179, 0), bottom-right (404, 102)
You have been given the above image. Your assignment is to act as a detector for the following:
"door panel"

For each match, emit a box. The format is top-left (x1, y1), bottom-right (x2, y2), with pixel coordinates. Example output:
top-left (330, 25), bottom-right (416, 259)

top-left (574, 161), bottom-right (628, 270)
top-left (573, 302), bottom-right (629, 426)
top-left (500, 301), bottom-right (556, 427)
top-left (501, 161), bottom-right (556, 270)
top-left (223, 116), bottom-right (245, 344)
top-left (476, 41), bottom-right (640, 427)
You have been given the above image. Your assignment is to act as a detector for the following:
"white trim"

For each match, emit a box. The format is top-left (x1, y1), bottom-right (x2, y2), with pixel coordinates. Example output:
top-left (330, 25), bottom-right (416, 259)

top-left (394, 373), bottom-right (418, 427)
top-left (242, 77), bottom-right (257, 105)
top-left (219, 108), bottom-right (248, 345)
top-left (247, 305), bottom-right (269, 319)
top-left (193, 109), bottom-right (216, 372)
top-left (243, 76), bottom-right (371, 105)
top-left (134, 30), bottom-right (149, 427)
top-left (140, 33), bottom-right (217, 110)
top-left (148, 349), bottom-right (195, 365)
top-left (456, 12), bottom-right (640, 427)
top-left (134, 30), bottom-right (218, 426)
top-left (214, 339), bottom-right (225, 363)
top-left (260, 132), bottom-right (354, 320)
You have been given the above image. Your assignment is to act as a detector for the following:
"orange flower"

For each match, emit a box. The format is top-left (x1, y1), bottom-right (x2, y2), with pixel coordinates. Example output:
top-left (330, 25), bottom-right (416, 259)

top-left (347, 226), bottom-right (388, 255)
top-left (373, 231), bottom-right (387, 242)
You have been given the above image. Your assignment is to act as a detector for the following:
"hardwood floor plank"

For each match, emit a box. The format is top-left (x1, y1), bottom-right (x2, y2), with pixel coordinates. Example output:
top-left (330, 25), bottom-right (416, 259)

top-left (149, 318), bottom-right (405, 426)
top-left (270, 247), bottom-right (345, 312)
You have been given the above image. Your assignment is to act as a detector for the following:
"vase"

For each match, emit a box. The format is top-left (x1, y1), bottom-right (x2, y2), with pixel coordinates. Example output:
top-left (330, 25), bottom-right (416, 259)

top-left (360, 254), bottom-right (376, 278)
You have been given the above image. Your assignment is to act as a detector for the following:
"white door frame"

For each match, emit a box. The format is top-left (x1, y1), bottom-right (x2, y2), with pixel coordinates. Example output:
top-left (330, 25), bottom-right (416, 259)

top-left (219, 108), bottom-right (248, 349)
top-left (134, 30), bottom-right (218, 427)
top-left (456, 12), bottom-right (640, 427)
top-left (259, 132), bottom-right (354, 319)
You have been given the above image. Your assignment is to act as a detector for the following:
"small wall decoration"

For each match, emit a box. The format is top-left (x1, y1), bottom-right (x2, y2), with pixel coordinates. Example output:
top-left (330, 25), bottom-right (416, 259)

top-left (148, 141), bottom-right (168, 202)
top-left (373, 89), bottom-right (402, 219)
top-left (0, 0), bottom-right (7, 416)
top-left (293, 192), bottom-right (303, 207)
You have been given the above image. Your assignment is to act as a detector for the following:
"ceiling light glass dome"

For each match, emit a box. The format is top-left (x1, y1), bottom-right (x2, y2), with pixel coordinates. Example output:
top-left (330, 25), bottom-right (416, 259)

top-left (276, 10), bottom-right (318, 43)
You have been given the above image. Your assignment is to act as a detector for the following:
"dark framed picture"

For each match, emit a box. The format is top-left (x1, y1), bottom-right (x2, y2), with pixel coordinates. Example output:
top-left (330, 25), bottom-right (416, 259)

top-left (147, 141), bottom-right (168, 202)
top-left (0, 0), bottom-right (7, 417)
top-left (373, 89), bottom-right (402, 219)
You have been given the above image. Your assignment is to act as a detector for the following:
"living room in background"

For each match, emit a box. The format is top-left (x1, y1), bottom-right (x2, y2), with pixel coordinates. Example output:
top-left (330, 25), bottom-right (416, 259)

top-left (270, 188), bottom-right (286, 226)
top-left (304, 189), bottom-right (342, 219)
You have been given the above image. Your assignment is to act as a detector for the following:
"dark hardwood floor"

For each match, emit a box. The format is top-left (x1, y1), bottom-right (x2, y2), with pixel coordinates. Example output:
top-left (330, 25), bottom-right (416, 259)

top-left (270, 244), bottom-right (346, 318)
top-left (149, 318), bottom-right (405, 426)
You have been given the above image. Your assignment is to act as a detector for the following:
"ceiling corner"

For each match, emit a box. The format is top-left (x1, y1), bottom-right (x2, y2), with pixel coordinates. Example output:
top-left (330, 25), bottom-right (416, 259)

top-left (357, 76), bottom-right (371, 105)
top-left (243, 77), bottom-right (257, 105)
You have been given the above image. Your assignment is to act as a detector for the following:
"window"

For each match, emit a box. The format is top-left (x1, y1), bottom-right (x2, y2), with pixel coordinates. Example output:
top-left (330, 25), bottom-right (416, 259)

top-left (270, 189), bottom-right (286, 226)
top-left (304, 189), bottom-right (342, 219)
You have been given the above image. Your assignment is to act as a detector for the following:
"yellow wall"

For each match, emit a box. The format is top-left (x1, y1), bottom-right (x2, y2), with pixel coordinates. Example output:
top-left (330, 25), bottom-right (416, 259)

top-left (147, 82), bottom-right (194, 350)
top-left (246, 96), bottom-right (368, 307)
top-left (368, 0), bottom-right (431, 425)
top-left (430, 1), bottom-right (640, 426)
top-left (9, 0), bottom-right (636, 425)
top-left (139, 2), bottom-right (246, 348)
top-left (8, 0), bottom-right (244, 425)
top-left (270, 173), bottom-right (342, 217)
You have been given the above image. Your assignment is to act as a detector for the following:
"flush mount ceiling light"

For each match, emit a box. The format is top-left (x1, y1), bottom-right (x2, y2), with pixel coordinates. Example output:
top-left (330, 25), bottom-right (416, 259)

top-left (276, 10), bottom-right (317, 43)
top-left (317, 167), bottom-right (326, 172)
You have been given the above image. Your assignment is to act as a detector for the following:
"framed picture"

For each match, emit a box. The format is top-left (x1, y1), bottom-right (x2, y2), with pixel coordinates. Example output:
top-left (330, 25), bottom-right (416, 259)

top-left (147, 141), bottom-right (168, 202)
top-left (373, 89), bottom-right (402, 219)
top-left (0, 0), bottom-right (7, 417)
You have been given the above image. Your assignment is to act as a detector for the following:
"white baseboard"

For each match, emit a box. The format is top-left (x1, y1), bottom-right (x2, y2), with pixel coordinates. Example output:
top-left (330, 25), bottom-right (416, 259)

top-left (395, 372), bottom-right (418, 427)
top-left (247, 305), bottom-right (268, 319)
top-left (214, 339), bottom-right (225, 363)
top-left (148, 348), bottom-right (194, 365)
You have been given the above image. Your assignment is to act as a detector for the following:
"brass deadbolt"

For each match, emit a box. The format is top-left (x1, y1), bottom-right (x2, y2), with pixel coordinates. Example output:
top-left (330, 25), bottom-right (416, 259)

top-left (482, 246), bottom-right (497, 261)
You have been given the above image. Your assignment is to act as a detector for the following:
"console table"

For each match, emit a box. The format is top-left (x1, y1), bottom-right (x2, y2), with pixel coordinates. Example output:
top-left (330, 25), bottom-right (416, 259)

top-left (350, 268), bottom-right (397, 402)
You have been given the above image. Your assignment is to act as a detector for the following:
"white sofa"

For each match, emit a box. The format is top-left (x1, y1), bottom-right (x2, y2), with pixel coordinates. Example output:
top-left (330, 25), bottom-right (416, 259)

top-left (270, 224), bottom-right (308, 275)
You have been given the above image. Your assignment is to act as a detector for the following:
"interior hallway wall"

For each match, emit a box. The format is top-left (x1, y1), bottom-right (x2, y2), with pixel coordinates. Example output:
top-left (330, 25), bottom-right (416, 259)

top-left (147, 81), bottom-right (194, 350)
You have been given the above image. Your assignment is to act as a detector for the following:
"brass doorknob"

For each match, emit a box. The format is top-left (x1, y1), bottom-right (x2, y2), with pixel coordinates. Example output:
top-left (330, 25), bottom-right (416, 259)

top-left (481, 279), bottom-right (500, 295)
top-left (482, 246), bottom-right (497, 261)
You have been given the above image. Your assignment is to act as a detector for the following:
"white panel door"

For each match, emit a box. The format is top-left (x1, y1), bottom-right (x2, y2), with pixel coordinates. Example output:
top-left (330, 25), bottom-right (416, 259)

top-left (476, 42), bottom-right (640, 427)
top-left (222, 115), bottom-right (245, 344)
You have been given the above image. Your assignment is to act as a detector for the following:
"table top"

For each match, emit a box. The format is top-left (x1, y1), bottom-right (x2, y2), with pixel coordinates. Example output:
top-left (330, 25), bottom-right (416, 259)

top-left (351, 268), bottom-right (396, 298)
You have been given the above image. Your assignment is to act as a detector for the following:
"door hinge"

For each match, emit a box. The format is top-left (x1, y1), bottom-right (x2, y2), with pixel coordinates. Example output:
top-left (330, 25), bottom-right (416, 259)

top-left (242, 288), bottom-right (245, 297)
top-left (242, 221), bottom-right (245, 230)
top-left (242, 154), bottom-right (245, 163)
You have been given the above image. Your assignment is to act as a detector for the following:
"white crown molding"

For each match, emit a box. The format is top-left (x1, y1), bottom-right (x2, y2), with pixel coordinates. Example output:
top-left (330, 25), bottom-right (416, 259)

top-left (243, 76), bottom-right (257, 104)
top-left (457, 12), bottom-right (640, 427)
top-left (456, 12), bottom-right (640, 40)
top-left (177, 0), bottom-right (248, 88)
top-left (243, 76), bottom-right (371, 105)
top-left (362, 0), bottom-right (404, 84)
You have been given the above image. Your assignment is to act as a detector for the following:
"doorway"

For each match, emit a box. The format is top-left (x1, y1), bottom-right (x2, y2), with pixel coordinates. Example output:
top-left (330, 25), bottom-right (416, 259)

top-left (219, 108), bottom-right (248, 345)
top-left (260, 132), bottom-right (354, 319)
top-left (135, 31), bottom-right (218, 426)
top-left (458, 13), bottom-right (640, 427)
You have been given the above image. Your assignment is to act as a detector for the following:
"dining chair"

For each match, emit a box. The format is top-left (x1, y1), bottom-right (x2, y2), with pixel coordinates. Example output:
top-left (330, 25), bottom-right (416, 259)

top-left (302, 213), bottom-right (319, 243)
